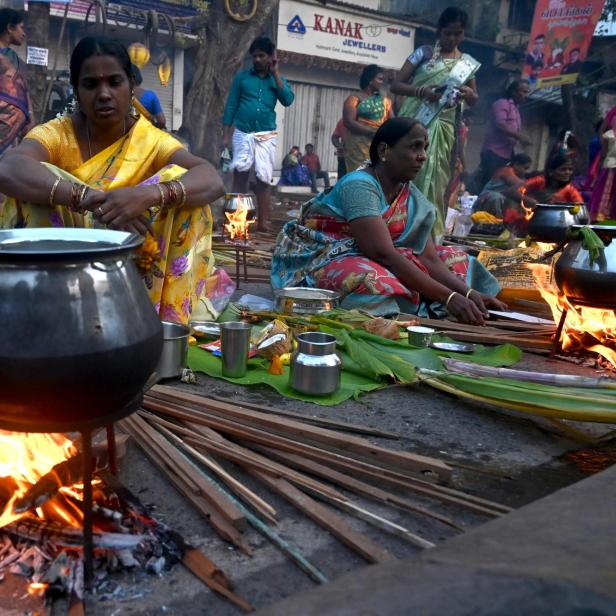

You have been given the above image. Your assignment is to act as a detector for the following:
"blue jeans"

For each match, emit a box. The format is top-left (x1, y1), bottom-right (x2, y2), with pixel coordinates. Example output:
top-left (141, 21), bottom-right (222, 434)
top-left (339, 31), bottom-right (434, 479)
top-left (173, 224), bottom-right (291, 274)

top-left (310, 170), bottom-right (330, 193)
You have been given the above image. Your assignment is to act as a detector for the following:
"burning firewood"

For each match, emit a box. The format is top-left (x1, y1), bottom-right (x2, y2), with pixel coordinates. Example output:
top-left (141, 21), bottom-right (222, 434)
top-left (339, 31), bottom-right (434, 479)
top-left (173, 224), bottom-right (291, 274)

top-left (12, 444), bottom-right (112, 515)
top-left (4, 518), bottom-right (145, 549)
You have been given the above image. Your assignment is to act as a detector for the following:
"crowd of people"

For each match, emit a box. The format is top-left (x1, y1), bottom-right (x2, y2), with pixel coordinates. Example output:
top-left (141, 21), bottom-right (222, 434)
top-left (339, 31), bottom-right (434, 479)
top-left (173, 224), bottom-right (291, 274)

top-left (0, 5), bottom-right (614, 327)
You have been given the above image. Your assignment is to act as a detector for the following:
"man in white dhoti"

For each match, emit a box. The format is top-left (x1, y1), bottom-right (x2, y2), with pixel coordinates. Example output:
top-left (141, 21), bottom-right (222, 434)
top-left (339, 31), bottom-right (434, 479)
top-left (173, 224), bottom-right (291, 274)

top-left (222, 37), bottom-right (295, 231)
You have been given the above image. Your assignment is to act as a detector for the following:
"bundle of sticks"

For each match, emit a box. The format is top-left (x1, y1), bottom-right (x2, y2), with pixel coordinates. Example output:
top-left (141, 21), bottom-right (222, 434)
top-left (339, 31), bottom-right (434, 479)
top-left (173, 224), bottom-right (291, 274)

top-left (120, 385), bottom-right (511, 601)
top-left (410, 316), bottom-right (557, 353)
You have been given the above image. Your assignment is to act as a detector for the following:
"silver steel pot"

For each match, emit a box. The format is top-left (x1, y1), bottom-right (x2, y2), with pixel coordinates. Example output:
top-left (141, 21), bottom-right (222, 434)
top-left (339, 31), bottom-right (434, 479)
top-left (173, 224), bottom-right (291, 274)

top-left (290, 332), bottom-right (341, 396)
top-left (156, 321), bottom-right (190, 380)
top-left (527, 203), bottom-right (589, 243)
top-left (223, 193), bottom-right (256, 218)
top-left (0, 228), bottom-right (163, 432)
top-left (554, 225), bottom-right (616, 308)
top-left (274, 287), bottom-right (340, 315)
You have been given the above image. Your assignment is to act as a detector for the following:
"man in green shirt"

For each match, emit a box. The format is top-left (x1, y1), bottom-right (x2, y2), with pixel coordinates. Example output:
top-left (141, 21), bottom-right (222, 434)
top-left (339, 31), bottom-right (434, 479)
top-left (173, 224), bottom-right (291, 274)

top-left (222, 37), bottom-right (294, 232)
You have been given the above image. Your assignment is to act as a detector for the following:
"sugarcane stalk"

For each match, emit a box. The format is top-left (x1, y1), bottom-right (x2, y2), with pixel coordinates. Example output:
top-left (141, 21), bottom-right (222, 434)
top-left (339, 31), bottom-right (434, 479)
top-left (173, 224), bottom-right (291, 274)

top-left (418, 372), bottom-right (616, 423)
top-left (442, 359), bottom-right (616, 389)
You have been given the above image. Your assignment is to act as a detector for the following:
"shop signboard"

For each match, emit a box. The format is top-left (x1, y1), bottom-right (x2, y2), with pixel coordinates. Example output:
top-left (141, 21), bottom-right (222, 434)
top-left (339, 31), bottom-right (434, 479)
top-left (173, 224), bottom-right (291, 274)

top-left (522, 0), bottom-right (605, 89)
top-left (277, 0), bottom-right (414, 70)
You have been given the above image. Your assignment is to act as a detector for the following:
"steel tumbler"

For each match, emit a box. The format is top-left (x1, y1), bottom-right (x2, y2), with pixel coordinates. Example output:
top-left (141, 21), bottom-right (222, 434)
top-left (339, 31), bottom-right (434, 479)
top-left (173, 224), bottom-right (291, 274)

top-left (220, 321), bottom-right (252, 378)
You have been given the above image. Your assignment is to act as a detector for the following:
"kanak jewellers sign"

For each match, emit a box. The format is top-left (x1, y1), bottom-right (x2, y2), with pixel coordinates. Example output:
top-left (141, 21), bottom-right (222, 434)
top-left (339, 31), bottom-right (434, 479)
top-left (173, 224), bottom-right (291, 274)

top-left (277, 0), bottom-right (414, 70)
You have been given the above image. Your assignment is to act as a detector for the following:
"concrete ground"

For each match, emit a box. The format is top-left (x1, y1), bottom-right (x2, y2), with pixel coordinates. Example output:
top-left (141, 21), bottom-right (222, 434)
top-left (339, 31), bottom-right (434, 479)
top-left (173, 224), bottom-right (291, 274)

top-left (75, 280), bottom-right (615, 615)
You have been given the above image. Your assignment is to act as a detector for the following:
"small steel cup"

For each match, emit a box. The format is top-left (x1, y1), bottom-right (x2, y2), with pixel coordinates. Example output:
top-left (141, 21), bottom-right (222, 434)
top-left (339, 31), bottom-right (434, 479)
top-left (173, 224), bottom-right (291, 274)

top-left (407, 325), bottom-right (435, 347)
top-left (220, 321), bottom-right (252, 378)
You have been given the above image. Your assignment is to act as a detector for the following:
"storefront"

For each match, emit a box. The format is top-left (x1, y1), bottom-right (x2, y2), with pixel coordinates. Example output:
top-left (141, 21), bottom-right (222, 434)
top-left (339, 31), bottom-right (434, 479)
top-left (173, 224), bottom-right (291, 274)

top-left (275, 0), bottom-right (416, 173)
top-left (26, 0), bottom-right (189, 130)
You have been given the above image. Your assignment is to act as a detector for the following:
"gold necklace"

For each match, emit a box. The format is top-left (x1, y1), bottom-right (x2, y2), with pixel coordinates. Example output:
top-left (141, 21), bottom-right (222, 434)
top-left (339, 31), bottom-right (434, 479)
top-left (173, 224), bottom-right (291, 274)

top-left (374, 167), bottom-right (402, 203)
top-left (86, 118), bottom-right (127, 159)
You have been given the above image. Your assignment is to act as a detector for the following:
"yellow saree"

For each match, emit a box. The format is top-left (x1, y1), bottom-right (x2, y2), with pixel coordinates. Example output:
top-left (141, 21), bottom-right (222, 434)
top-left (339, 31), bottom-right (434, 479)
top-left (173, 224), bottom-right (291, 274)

top-left (0, 115), bottom-right (214, 324)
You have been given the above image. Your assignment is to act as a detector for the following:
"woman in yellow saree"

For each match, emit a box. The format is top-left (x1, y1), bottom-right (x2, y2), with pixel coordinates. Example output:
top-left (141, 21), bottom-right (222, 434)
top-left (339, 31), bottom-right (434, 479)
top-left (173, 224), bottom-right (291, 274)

top-left (0, 36), bottom-right (224, 324)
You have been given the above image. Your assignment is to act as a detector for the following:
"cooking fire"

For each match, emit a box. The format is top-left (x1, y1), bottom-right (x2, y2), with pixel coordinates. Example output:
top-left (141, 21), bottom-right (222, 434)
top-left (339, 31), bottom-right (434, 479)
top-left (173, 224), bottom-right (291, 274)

top-left (0, 431), bottom-right (181, 605)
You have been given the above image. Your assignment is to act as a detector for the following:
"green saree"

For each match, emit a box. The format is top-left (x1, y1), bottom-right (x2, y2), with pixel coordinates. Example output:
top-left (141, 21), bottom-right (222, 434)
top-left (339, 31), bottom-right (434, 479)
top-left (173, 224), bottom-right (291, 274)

top-left (399, 50), bottom-right (478, 238)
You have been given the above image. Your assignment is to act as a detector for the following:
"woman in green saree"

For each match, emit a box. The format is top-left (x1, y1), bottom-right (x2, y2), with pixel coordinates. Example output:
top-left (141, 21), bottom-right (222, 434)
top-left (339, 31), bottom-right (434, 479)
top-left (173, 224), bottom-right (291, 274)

top-left (343, 64), bottom-right (394, 173)
top-left (391, 7), bottom-right (479, 238)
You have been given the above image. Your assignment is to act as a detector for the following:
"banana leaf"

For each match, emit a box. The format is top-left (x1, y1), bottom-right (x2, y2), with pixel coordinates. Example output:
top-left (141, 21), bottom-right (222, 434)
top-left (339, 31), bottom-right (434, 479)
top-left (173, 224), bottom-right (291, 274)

top-left (187, 346), bottom-right (382, 406)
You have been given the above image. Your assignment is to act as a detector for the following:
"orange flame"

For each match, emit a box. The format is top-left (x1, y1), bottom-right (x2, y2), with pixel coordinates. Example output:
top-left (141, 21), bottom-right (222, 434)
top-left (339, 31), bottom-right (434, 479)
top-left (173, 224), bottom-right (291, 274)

top-left (225, 204), bottom-right (255, 241)
top-left (519, 186), bottom-right (534, 221)
top-left (27, 582), bottom-right (48, 597)
top-left (528, 264), bottom-right (616, 368)
top-left (0, 432), bottom-right (77, 527)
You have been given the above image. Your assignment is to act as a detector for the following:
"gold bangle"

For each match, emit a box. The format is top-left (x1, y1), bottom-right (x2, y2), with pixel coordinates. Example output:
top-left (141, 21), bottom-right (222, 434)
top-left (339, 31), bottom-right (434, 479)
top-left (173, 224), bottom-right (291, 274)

top-left (175, 179), bottom-right (187, 208)
top-left (465, 288), bottom-right (474, 299)
top-left (445, 291), bottom-right (457, 309)
top-left (79, 184), bottom-right (89, 204)
top-left (49, 178), bottom-right (61, 207)
top-left (150, 183), bottom-right (166, 216)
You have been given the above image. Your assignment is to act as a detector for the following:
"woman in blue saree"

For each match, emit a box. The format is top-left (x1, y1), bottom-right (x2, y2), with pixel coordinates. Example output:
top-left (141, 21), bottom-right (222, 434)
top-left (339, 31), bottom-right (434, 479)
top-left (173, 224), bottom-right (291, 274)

top-left (272, 118), bottom-right (505, 324)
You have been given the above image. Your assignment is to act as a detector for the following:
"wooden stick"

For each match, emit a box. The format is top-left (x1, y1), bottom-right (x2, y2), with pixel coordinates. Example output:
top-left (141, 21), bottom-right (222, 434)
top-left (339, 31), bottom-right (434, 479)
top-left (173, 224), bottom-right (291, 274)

top-left (251, 471), bottom-right (395, 564)
top-left (121, 417), bottom-right (252, 554)
top-left (153, 422), bottom-right (278, 525)
top-left (148, 387), bottom-right (451, 480)
top-left (188, 457), bottom-right (329, 585)
top-left (141, 411), bottom-right (345, 501)
top-left (128, 415), bottom-right (247, 531)
top-left (252, 446), bottom-right (462, 530)
top-left (303, 488), bottom-right (434, 550)
top-left (199, 392), bottom-right (399, 440)
top-left (141, 401), bottom-right (507, 516)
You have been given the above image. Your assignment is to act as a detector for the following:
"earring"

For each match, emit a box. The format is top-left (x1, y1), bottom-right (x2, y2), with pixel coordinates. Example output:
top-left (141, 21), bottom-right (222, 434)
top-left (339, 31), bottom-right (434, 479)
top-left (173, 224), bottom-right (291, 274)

top-left (129, 93), bottom-right (137, 117)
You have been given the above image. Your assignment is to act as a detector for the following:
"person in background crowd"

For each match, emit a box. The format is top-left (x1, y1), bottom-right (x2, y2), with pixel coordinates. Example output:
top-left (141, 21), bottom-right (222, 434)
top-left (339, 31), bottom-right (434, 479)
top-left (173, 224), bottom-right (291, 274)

top-left (303, 143), bottom-right (330, 193)
top-left (272, 118), bottom-right (505, 322)
top-left (131, 64), bottom-right (166, 129)
top-left (222, 36), bottom-right (294, 232)
top-left (548, 129), bottom-right (580, 163)
top-left (278, 145), bottom-right (311, 187)
top-left (342, 64), bottom-right (393, 173)
top-left (523, 154), bottom-right (583, 206)
top-left (0, 36), bottom-right (224, 324)
top-left (590, 123), bottom-right (616, 221)
top-left (331, 118), bottom-right (347, 179)
top-left (472, 153), bottom-right (532, 233)
top-left (392, 7), bottom-right (479, 238)
top-left (0, 8), bottom-right (33, 154)
top-left (479, 78), bottom-right (531, 189)
top-left (525, 34), bottom-right (545, 70)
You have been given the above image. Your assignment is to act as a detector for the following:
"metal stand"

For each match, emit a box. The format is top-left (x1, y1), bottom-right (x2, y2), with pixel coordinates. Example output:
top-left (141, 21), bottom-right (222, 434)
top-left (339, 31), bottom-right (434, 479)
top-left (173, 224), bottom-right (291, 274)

top-left (81, 429), bottom-right (94, 591)
top-left (550, 307), bottom-right (569, 359)
top-left (106, 423), bottom-right (117, 475)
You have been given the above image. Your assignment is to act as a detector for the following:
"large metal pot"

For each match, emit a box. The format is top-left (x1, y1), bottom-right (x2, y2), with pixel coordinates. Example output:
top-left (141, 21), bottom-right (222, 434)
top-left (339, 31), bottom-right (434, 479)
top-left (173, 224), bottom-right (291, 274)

top-left (274, 287), bottom-right (340, 315)
top-left (554, 225), bottom-right (616, 308)
top-left (223, 193), bottom-right (256, 218)
top-left (528, 203), bottom-right (589, 243)
top-left (0, 228), bottom-right (163, 432)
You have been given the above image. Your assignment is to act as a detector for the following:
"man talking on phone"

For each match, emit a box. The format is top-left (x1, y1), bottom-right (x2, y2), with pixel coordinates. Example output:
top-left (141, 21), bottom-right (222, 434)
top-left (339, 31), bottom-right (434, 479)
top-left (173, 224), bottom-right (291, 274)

top-left (222, 37), bottom-right (295, 232)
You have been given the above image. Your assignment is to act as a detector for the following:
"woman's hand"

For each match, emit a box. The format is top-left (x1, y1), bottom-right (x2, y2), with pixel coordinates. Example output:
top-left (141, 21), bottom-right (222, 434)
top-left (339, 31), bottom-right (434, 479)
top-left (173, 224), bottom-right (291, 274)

top-left (423, 86), bottom-right (442, 103)
top-left (468, 290), bottom-right (508, 313)
top-left (447, 293), bottom-right (487, 325)
top-left (458, 85), bottom-right (476, 104)
top-left (81, 185), bottom-right (158, 230)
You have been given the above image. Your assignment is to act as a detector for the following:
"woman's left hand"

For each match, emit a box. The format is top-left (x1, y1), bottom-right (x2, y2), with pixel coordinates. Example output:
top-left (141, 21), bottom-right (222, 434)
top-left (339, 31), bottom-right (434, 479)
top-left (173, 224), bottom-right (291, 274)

top-left (469, 290), bottom-right (508, 313)
top-left (81, 186), bottom-right (157, 229)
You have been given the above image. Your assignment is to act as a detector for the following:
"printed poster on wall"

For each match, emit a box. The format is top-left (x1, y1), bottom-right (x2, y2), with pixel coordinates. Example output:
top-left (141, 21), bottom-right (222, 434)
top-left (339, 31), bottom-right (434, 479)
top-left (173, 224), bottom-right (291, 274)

top-left (277, 0), bottom-right (414, 70)
top-left (522, 0), bottom-right (605, 89)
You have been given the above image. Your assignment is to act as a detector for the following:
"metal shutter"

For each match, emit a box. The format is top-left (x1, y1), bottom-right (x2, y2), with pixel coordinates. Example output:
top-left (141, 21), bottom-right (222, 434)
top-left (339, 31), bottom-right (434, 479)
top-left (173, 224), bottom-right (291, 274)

top-left (283, 82), bottom-right (356, 173)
